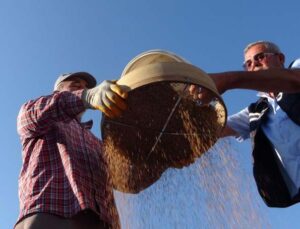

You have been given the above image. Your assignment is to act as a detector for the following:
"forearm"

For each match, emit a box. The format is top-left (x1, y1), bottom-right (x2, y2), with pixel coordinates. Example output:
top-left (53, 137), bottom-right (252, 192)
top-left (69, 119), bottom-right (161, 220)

top-left (219, 125), bottom-right (238, 138)
top-left (17, 90), bottom-right (85, 137)
top-left (210, 68), bottom-right (300, 94)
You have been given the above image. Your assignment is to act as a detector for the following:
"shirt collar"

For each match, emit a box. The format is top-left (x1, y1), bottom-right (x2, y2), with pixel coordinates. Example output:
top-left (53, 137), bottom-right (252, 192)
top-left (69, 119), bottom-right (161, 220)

top-left (257, 92), bottom-right (283, 113)
top-left (257, 91), bottom-right (270, 98)
top-left (257, 91), bottom-right (283, 100)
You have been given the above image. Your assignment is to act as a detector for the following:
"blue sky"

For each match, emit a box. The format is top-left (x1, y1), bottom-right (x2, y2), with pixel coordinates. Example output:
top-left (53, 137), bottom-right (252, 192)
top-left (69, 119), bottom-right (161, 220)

top-left (1, 1), bottom-right (300, 228)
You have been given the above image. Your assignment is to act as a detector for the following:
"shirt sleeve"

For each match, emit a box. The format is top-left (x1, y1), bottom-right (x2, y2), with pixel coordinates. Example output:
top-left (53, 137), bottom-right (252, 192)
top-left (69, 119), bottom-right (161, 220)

top-left (17, 90), bottom-right (86, 138)
top-left (290, 58), bottom-right (300, 68)
top-left (227, 107), bottom-right (250, 141)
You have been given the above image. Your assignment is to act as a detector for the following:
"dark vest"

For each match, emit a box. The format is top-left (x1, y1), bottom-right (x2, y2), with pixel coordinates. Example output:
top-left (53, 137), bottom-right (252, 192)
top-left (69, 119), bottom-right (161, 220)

top-left (249, 93), bottom-right (300, 207)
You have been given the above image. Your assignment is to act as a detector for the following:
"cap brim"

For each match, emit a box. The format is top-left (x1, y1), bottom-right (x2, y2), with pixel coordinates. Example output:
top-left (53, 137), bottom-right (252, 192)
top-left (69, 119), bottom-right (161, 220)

top-left (67, 72), bottom-right (97, 88)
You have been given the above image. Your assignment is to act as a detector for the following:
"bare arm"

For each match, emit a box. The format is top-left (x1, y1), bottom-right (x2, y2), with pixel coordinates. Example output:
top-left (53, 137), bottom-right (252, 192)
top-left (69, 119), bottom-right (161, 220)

top-left (210, 68), bottom-right (300, 94)
top-left (219, 125), bottom-right (239, 138)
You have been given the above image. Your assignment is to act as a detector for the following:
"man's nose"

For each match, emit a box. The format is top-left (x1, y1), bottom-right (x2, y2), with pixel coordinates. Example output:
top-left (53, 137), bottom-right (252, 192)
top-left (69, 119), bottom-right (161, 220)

top-left (249, 59), bottom-right (261, 71)
top-left (78, 82), bottom-right (87, 89)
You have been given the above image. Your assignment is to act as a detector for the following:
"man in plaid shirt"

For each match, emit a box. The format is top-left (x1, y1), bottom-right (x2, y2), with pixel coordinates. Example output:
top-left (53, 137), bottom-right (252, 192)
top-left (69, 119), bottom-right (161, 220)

top-left (15, 72), bottom-right (128, 229)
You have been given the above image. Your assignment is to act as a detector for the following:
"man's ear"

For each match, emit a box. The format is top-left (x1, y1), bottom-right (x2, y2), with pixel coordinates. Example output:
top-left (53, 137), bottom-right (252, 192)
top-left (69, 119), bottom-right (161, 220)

top-left (278, 53), bottom-right (285, 66)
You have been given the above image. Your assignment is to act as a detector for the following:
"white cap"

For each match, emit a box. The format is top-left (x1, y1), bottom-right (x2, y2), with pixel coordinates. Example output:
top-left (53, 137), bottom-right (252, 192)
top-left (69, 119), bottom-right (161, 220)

top-left (54, 72), bottom-right (97, 90)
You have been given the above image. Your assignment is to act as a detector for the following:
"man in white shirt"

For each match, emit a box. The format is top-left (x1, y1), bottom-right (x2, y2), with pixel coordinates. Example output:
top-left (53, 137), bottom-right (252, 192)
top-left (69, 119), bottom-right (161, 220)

top-left (191, 40), bottom-right (300, 207)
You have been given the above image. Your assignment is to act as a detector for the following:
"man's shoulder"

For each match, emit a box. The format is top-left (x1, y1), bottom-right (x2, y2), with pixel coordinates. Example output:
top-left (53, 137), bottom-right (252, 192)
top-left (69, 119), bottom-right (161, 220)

top-left (288, 58), bottom-right (300, 68)
top-left (19, 94), bottom-right (52, 110)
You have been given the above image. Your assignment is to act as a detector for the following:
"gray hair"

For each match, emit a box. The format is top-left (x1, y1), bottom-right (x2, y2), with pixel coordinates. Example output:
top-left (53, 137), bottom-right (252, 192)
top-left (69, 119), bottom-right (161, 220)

top-left (244, 40), bottom-right (282, 55)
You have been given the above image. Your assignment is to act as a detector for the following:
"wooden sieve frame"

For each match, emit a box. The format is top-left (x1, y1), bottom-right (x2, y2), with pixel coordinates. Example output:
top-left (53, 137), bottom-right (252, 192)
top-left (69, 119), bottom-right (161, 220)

top-left (117, 61), bottom-right (227, 127)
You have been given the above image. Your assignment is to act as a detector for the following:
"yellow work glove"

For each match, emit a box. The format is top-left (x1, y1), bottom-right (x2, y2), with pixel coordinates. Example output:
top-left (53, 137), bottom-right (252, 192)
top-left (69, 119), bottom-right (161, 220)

top-left (82, 80), bottom-right (128, 118)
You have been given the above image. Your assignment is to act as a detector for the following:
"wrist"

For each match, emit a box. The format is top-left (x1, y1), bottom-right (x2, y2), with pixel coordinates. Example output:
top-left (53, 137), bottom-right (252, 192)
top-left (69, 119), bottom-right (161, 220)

top-left (81, 88), bottom-right (94, 109)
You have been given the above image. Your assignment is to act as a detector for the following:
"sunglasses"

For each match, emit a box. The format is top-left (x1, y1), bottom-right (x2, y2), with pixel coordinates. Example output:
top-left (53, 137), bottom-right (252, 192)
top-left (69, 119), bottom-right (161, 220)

top-left (243, 52), bottom-right (278, 70)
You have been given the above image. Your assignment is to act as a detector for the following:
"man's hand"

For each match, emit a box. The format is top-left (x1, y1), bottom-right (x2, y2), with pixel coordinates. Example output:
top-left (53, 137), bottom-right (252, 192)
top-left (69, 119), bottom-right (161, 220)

top-left (188, 85), bottom-right (215, 106)
top-left (82, 80), bottom-right (128, 118)
top-left (188, 72), bottom-right (231, 106)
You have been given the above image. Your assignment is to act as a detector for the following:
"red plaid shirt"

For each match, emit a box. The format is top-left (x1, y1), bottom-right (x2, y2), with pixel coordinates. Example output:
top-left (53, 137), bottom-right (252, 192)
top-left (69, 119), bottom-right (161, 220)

top-left (16, 90), bottom-right (118, 225)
